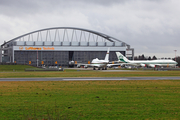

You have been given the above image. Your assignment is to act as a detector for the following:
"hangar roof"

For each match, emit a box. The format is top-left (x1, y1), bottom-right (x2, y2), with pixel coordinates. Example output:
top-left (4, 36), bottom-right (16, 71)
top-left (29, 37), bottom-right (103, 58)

top-left (1, 27), bottom-right (130, 47)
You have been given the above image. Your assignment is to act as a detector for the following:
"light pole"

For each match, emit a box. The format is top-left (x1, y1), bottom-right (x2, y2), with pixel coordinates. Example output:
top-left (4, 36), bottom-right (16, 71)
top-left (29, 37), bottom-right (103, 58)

top-left (37, 50), bottom-right (38, 67)
top-left (174, 50), bottom-right (177, 62)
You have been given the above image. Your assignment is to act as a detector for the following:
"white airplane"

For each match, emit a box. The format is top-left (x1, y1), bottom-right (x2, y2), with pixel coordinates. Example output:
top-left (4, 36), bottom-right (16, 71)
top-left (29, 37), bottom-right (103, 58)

top-left (116, 52), bottom-right (178, 68)
top-left (77, 48), bottom-right (110, 70)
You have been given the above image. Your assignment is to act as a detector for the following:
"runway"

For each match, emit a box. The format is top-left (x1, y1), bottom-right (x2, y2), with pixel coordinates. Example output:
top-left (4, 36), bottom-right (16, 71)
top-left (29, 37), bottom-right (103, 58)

top-left (0, 77), bottom-right (180, 81)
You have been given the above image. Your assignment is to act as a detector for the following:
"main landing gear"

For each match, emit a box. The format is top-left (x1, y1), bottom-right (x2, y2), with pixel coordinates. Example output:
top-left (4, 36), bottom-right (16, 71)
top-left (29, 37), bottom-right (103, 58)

top-left (93, 67), bottom-right (107, 70)
top-left (93, 67), bottom-right (96, 70)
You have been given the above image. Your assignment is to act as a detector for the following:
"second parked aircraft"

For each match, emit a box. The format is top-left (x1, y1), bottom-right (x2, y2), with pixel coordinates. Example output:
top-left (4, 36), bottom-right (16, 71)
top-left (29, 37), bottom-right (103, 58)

top-left (116, 52), bottom-right (178, 68)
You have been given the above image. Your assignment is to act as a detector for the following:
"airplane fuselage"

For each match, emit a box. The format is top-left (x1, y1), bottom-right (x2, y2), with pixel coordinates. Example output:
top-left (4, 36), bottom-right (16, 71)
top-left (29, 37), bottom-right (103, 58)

top-left (116, 52), bottom-right (178, 68)
top-left (91, 58), bottom-right (109, 68)
top-left (127, 59), bottom-right (177, 67)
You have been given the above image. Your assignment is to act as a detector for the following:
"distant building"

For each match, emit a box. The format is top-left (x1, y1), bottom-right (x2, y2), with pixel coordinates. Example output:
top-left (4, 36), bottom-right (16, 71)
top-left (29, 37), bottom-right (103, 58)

top-left (0, 27), bottom-right (134, 67)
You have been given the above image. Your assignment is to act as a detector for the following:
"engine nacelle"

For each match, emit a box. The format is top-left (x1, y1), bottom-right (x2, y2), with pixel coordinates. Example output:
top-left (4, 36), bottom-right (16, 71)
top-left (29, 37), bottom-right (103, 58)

top-left (140, 64), bottom-right (146, 67)
top-left (148, 64), bottom-right (156, 68)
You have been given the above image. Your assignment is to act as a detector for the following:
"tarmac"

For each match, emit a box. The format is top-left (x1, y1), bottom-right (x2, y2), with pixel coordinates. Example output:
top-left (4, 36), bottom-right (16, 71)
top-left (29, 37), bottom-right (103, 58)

top-left (0, 77), bottom-right (180, 81)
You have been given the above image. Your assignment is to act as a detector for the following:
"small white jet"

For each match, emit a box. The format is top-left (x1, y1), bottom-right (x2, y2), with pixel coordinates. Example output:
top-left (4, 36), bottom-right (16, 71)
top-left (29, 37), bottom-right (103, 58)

top-left (77, 48), bottom-right (110, 70)
top-left (116, 52), bottom-right (178, 68)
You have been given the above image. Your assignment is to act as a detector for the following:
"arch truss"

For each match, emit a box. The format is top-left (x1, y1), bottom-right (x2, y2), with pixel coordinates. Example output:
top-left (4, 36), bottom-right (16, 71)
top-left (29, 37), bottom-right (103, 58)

top-left (3, 27), bottom-right (130, 46)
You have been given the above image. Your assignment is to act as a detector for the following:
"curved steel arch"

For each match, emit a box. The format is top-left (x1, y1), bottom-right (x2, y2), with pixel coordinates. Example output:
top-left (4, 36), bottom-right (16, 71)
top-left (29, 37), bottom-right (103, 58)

top-left (2, 27), bottom-right (129, 46)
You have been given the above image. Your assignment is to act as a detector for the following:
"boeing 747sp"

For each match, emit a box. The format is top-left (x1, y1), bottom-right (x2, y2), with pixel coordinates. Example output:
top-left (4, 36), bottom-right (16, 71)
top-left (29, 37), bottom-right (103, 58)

top-left (116, 52), bottom-right (177, 68)
top-left (77, 48), bottom-right (110, 70)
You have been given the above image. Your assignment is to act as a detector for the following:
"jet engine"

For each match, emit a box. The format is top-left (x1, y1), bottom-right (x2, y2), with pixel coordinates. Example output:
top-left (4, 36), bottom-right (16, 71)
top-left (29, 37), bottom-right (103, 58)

top-left (148, 64), bottom-right (156, 68)
top-left (140, 64), bottom-right (146, 67)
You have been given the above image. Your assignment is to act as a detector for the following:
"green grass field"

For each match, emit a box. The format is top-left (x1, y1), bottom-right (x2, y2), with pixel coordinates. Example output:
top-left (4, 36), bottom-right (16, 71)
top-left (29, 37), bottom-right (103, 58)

top-left (1, 70), bottom-right (180, 78)
top-left (0, 65), bottom-right (35, 71)
top-left (0, 65), bottom-right (180, 119)
top-left (0, 80), bottom-right (180, 119)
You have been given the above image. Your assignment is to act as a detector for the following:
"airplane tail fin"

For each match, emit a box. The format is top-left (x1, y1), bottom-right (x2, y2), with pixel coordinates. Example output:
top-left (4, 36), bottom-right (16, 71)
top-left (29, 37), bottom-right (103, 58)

top-left (104, 48), bottom-right (110, 61)
top-left (116, 52), bottom-right (130, 63)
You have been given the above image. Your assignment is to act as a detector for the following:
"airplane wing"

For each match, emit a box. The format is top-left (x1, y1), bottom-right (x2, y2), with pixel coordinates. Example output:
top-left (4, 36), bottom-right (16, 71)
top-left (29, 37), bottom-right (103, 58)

top-left (77, 63), bottom-right (92, 68)
top-left (117, 63), bottom-right (139, 66)
top-left (107, 63), bottom-right (123, 68)
top-left (110, 62), bottom-right (148, 67)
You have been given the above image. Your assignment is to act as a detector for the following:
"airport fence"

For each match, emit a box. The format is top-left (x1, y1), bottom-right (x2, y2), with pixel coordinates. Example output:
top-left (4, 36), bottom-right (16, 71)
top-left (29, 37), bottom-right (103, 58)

top-left (25, 68), bottom-right (64, 71)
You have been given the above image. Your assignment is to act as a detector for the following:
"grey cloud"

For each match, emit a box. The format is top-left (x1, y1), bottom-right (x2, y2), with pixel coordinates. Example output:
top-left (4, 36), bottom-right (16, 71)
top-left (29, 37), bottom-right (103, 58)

top-left (0, 0), bottom-right (40, 16)
top-left (0, 0), bottom-right (167, 17)
top-left (0, 0), bottom-right (179, 58)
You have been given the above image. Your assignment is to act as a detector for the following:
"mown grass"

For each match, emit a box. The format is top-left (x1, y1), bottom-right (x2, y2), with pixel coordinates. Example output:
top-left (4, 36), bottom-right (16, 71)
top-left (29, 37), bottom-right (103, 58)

top-left (0, 70), bottom-right (180, 78)
top-left (0, 80), bottom-right (180, 119)
top-left (0, 65), bottom-right (36, 71)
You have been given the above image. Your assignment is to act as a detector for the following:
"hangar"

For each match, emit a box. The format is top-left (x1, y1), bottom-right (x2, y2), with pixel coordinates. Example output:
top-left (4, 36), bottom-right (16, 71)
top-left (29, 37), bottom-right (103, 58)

top-left (0, 27), bottom-right (134, 67)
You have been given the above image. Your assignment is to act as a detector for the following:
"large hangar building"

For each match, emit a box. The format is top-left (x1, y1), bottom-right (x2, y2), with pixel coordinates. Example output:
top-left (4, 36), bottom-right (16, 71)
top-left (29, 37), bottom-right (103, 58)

top-left (0, 27), bottom-right (134, 67)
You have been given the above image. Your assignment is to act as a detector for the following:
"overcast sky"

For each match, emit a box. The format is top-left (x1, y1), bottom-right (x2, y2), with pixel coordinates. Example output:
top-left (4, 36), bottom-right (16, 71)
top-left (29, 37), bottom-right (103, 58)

top-left (0, 0), bottom-right (179, 58)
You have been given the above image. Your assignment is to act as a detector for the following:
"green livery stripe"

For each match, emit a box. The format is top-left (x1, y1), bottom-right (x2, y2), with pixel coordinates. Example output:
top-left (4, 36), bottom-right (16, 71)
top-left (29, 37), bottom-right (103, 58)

top-left (120, 59), bottom-right (128, 63)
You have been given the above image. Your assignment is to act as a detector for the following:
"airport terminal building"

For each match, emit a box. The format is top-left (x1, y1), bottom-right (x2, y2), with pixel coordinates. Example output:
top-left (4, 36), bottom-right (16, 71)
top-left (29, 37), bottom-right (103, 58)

top-left (0, 27), bottom-right (134, 67)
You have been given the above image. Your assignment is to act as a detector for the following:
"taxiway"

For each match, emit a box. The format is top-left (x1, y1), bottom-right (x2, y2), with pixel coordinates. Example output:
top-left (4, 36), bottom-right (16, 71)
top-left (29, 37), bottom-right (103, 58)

top-left (0, 77), bottom-right (180, 81)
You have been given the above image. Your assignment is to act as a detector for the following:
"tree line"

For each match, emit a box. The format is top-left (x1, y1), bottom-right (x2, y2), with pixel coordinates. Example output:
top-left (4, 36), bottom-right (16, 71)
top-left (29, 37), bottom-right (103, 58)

top-left (173, 57), bottom-right (180, 66)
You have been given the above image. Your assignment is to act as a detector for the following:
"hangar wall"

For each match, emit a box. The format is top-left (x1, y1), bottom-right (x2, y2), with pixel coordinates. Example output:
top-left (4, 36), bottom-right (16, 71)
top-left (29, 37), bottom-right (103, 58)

top-left (10, 41), bottom-right (126, 67)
